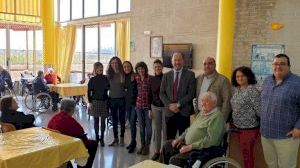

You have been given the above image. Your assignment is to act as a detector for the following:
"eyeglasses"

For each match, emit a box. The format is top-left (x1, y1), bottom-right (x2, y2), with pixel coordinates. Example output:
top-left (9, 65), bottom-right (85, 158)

top-left (272, 63), bottom-right (288, 67)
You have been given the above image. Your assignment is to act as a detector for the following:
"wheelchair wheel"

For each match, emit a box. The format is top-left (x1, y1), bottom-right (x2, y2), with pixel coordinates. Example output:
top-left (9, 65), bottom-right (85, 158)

top-left (202, 157), bottom-right (241, 168)
top-left (25, 93), bottom-right (52, 112)
top-left (1, 87), bottom-right (12, 96)
top-left (24, 94), bottom-right (35, 111)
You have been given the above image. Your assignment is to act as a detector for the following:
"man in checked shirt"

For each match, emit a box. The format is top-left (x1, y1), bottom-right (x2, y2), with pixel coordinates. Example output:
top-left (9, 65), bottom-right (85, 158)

top-left (260, 54), bottom-right (300, 168)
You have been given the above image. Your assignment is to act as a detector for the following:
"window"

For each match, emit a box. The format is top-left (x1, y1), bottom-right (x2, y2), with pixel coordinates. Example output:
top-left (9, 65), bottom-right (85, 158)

top-left (10, 29), bottom-right (27, 79)
top-left (100, 23), bottom-right (115, 71)
top-left (72, 0), bottom-right (83, 20)
top-left (54, 0), bottom-right (58, 22)
top-left (118, 0), bottom-right (131, 13)
top-left (70, 27), bottom-right (83, 83)
top-left (28, 30), bottom-right (34, 71)
top-left (35, 30), bottom-right (43, 72)
top-left (60, 0), bottom-right (70, 22)
top-left (85, 25), bottom-right (99, 75)
top-left (100, 0), bottom-right (117, 15)
top-left (84, 0), bottom-right (98, 18)
top-left (0, 29), bottom-right (6, 67)
top-left (55, 0), bottom-right (131, 22)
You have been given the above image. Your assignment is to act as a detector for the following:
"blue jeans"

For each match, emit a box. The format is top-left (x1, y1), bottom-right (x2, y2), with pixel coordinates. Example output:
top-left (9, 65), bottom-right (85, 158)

top-left (126, 106), bottom-right (137, 145)
top-left (136, 108), bottom-right (152, 145)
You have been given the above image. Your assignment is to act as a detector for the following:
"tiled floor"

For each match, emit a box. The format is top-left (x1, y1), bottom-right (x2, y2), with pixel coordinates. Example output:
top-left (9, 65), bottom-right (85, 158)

top-left (17, 96), bottom-right (152, 168)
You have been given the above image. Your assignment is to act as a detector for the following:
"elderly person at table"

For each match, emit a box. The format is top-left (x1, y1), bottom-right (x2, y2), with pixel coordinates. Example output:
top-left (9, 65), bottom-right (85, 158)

top-left (48, 99), bottom-right (98, 168)
top-left (159, 91), bottom-right (226, 167)
top-left (33, 70), bottom-right (60, 111)
top-left (44, 67), bottom-right (61, 84)
top-left (0, 96), bottom-right (35, 129)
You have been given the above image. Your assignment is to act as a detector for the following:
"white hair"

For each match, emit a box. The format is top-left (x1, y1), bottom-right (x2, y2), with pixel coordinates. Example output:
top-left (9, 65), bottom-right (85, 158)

top-left (48, 68), bottom-right (54, 73)
top-left (200, 91), bottom-right (217, 104)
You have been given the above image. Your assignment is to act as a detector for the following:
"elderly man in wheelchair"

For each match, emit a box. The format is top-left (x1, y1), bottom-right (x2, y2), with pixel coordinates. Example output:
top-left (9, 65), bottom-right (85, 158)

top-left (31, 70), bottom-right (60, 111)
top-left (0, 65), bottom-right (13, 97)
top-left (159, 91), bottom-right (226, 167)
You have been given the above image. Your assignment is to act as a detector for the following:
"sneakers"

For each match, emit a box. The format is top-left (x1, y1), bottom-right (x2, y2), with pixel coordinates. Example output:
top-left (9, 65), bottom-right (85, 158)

top-left (119, 137), bottom-right (125, 147)
top-left (109, 138), bottom-right (119, 146)
top-left (151, 153), bottom-right (160, 160)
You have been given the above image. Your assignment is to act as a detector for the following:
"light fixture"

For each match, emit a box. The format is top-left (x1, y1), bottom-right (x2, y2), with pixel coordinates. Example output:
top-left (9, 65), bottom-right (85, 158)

top-left (271, 22), bottom-right (284, 30)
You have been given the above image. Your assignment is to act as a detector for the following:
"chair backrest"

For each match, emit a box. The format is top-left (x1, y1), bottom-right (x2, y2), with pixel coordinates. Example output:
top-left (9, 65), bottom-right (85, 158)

top-left (0, 122), bottom-right (16, 133)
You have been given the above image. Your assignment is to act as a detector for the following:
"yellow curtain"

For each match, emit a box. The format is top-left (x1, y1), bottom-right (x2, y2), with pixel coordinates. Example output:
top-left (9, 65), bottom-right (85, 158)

top-left (0, 0), bottom-right (40, 23)
top-left (54, 25), bottom-right (76, 83)
top-left (116, 19), bottom-right (130, 61)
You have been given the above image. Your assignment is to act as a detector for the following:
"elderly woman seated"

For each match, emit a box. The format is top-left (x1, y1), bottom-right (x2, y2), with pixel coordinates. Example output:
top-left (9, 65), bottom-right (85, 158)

top-left (159, 91), bottom-right (226, 167)
top-left (0, 96), bottom-right (35, 129)
top-left (48, 99), bottom-right (98, 168)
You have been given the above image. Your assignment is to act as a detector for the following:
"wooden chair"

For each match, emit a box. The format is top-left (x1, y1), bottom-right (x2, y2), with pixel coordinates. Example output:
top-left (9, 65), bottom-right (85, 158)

top-left (0, 122), bottom-right (16, 133)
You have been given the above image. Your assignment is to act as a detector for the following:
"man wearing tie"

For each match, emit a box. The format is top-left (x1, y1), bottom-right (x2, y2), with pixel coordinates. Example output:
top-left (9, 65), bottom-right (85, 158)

top-left (160, 52), bottom-right (196, 140)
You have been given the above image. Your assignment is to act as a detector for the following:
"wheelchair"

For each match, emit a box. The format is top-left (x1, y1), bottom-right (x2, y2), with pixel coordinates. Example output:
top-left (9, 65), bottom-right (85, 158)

top-left (0, 81), bottom-right (18, 100)
top-left (24, 91), bottom-right (52, 113)
top-left (186, 129), bottom-right (241, 168)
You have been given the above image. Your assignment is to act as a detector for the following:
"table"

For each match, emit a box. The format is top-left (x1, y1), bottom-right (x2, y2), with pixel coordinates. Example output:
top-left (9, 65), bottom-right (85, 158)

top-left (0, 127), bottom-right (89, 168)
top-left (48, 83), bottom-right (87, 97)
top-left (129, 160), bottom-right (168, 168)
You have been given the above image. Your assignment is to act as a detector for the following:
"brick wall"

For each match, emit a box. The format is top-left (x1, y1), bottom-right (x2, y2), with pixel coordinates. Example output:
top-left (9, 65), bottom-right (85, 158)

top-left (130, 0), bottom-right (219, 75)
top-left (234, 0), bottom-right (300, 75)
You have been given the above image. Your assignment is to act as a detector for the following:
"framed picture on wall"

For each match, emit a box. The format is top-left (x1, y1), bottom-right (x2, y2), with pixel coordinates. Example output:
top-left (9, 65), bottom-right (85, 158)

top-left (162, 43), bottom-right (193, 69)
top-left (150, 36), bottom-right (163, 58)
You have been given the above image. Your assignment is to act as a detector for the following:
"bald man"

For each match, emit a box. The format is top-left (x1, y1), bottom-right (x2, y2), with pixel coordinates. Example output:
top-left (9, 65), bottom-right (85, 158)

top-left (160, 52), bottom-right (196, 140)
top-left (195, 57), bottom-right (232, 121)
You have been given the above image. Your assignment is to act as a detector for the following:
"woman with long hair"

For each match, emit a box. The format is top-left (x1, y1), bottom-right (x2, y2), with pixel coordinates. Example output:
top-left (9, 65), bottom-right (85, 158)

top-left (123, 61), bottom-right (138, 153)
top-left (230, 66), bottom-right (260, 168)
top-left (106, 56), bottom-right (126, 146)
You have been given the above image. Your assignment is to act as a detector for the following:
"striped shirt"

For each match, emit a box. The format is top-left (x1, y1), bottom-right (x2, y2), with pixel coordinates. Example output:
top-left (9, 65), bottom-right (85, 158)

top-left (260, 72), bottom-right (300, 139)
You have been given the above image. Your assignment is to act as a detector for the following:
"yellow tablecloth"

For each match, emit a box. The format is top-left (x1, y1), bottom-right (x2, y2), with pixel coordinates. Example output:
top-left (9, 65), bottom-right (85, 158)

top-left (0, 127), bottom-right (89, 168)
top-left (48, 83), bottom-right (87, 97)
top-left (129, 160), bottom-right (167, 168)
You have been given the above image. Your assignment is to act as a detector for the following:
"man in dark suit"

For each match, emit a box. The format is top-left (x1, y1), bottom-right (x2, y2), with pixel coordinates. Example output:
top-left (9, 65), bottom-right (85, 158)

top-left (160, 52), bottom-right (196, 140)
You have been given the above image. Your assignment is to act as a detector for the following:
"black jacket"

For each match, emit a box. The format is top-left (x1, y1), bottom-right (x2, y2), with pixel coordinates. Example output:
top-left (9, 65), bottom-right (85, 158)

top-left (124, 73), bottom-right (137, 107)
top-left (0, 110), bottom-right (35, 129)
top-left (87, 74), bottom-right (109, 102)
top-left (149, 74), bottom-right (164, 107)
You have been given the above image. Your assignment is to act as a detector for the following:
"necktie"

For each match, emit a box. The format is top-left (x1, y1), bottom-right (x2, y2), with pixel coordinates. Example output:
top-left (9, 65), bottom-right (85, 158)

top-left (173, 72), bottom-right (179, 102)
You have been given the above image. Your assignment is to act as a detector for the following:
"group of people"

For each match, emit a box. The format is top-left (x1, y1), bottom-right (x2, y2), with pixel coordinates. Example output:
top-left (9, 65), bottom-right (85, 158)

top-left (0, 52), bottom-right (299, 168)
top-left (85, 52), bottom-right (300, 168)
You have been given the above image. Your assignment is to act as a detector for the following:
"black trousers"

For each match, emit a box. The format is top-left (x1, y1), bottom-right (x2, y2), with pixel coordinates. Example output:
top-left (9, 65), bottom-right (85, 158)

top-left (110, 98), bottom-right (126, 139)
top-left (159, 140), bottom-right (191, 167)
top-left (77, 140), bottom-right (98, 168)
top-left (165, 113), bottom-right (190, 140)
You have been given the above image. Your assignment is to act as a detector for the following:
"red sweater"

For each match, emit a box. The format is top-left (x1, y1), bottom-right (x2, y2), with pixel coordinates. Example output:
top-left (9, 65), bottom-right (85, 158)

top-left (48, 112), bottom-right (84, 137)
